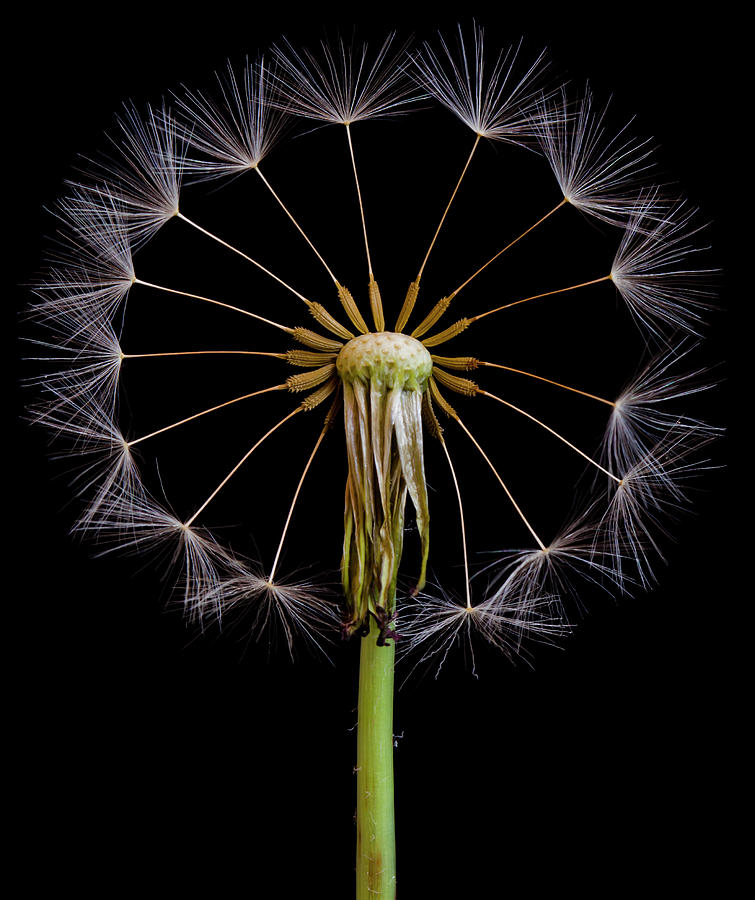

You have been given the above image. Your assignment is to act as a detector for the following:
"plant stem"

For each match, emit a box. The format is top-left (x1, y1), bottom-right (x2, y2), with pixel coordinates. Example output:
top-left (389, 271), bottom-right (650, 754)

top-left (356, 616), bottom-right (396, 899)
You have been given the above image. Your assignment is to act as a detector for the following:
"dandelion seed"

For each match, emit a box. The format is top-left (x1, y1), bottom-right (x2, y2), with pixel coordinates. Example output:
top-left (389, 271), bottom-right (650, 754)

top-left (485, 514), bottom-right (630, 616)
top-left (82, 483), bottom-right (235, 618)
top-left (400, 583), bottom-right (566, 676)
top-left (32, 187), bottom-right (135, 323)
top-left (31, 388), bottom-right (138, 529)
top-left (272, 32), bottom-right (414, 315)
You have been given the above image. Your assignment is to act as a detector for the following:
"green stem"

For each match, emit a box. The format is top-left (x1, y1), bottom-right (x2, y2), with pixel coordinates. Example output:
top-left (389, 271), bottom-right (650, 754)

top-left (356, 616), bottom-right (396, 899)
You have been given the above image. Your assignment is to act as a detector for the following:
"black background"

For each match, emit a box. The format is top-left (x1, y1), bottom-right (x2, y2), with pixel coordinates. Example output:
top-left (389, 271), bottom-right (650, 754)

top-left (9, 6), bottom-right (736, 896)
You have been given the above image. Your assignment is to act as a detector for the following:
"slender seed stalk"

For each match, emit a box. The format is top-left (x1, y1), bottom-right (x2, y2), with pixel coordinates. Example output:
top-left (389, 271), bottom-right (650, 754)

top-left (417, 133), bottom-right (481, 282)
top-left (176, 211), bottom-right (314, 307)
top-left (455, 414), bottom-right (547, 551)
top-left (123, 350), bottom-right (285, 360)
top-left (440, 436), bottom-right (472, 609)
top-left (470, 274), bottom-right (611, 323)
top-left (269, 422), bottom-right (330, 583)
top-left (185, 407), bottom-right (301, 526)
top-left (127, 384), bottom-right (285, 447)
top-left (450, 198), bottom-right (567, 297)
top-left (478, 388), bottom-right (621, 482)
top-left (345, 123), bottom-right (374, 278)
top-left (134, 278), bottom-right (293, 333)
top-left (254, 166), bottom-right (339, 284)
top-left (356, 616), bottom-right (397, 900)
top-left (478, 361), bottom-right (615, 406)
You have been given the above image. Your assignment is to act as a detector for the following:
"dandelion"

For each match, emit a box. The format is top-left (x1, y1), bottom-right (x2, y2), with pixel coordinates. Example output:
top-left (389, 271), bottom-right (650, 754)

top-left (27, 26), bottom-right (718, 900)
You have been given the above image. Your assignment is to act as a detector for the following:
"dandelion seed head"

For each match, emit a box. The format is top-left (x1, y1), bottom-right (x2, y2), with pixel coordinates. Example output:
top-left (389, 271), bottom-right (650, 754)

top-left (26, 28), bottom-right (719, 663)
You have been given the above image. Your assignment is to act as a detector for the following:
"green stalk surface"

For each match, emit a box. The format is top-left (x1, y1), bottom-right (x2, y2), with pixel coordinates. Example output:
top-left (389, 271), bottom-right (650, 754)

top-left (356, 617), bottom-right (396, 899)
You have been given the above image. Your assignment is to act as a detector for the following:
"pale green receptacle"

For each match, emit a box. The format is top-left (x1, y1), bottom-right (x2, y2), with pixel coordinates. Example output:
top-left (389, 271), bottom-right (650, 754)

top-left (336, 331), bottom-right (433, 391)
